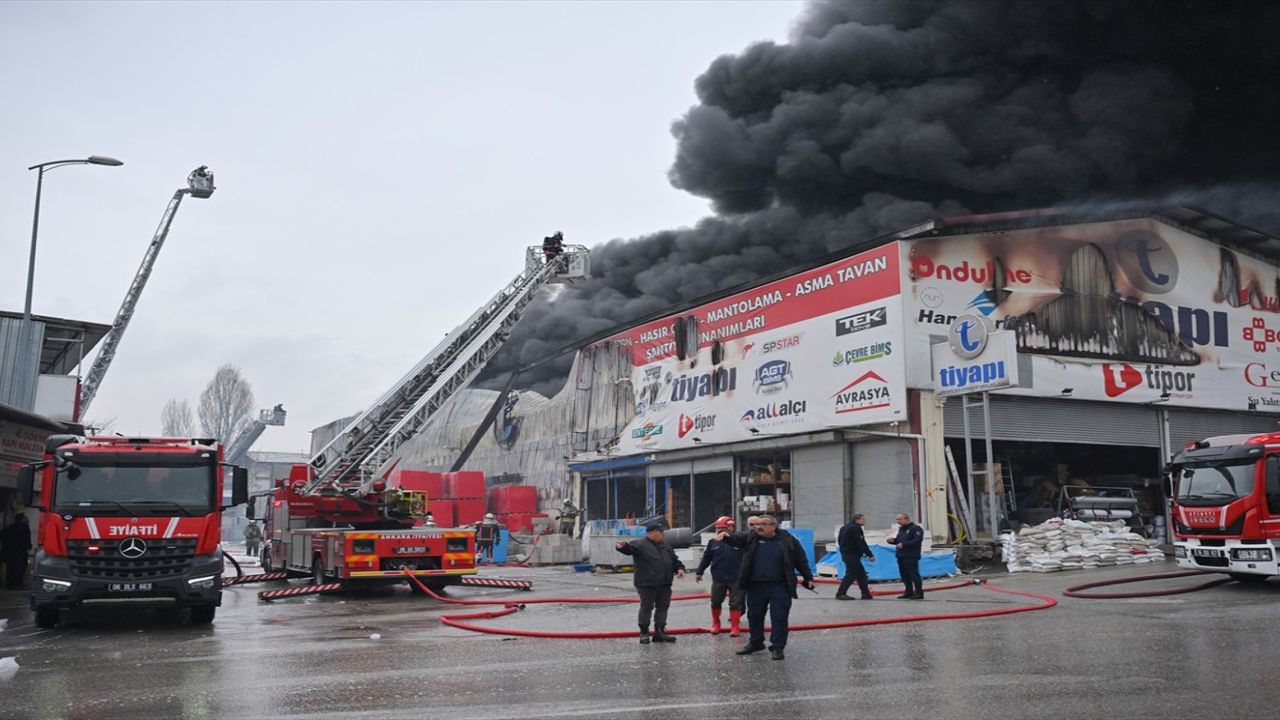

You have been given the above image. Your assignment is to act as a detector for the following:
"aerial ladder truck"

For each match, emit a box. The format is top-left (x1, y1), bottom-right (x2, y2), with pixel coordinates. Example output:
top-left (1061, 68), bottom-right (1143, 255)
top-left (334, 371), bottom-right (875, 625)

top-left (250, 237), bottom-right (588, 588)
top-left (224, 405), bottom-right (288, 467)
top-left (77, 166), bottom-right (216, 420)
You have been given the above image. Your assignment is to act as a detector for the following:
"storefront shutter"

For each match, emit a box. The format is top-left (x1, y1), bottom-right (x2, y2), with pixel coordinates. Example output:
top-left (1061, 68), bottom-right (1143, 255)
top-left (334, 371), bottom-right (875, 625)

top-left (943, 395), bottom-right (1161, 446)
top-left (1167, 408), bottom-right (1279, 451)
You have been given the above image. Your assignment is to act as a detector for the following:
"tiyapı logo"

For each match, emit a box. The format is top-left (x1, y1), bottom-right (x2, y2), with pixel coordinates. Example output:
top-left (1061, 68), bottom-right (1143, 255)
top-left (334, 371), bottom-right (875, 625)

top-left (835, 307), bottom-right (887, 336)
top-left (670, 368), bottom-right (737, 403)
top-left (753, 360), bottom-right (792, 395)
top-left (740, 400), bottom-right (807, 425)
top-left (832, 371), bottom-right (892, 414)
top-left (948, 314), bottom-right (989, 360)
top-left (1115, 229), bottom-right (1178, 294)
top-left (677, 413), bottom-right (717, 438)
top-left (832, 341), bottom-right (893, 367)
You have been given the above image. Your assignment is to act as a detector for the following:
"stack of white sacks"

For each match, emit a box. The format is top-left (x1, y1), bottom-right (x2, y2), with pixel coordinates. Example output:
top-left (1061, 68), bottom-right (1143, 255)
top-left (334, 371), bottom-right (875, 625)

top-left (1000, 518), bottom-right (1166, 573)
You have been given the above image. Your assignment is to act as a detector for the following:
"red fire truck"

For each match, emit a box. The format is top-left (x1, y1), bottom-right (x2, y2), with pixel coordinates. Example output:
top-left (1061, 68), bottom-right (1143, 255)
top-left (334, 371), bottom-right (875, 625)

top-left (17, 435), bottom-right (248, 628)
top-left (1167, 432), bottom-right (1280, 581)
top-left (248, 240), bottom-right (590, 590)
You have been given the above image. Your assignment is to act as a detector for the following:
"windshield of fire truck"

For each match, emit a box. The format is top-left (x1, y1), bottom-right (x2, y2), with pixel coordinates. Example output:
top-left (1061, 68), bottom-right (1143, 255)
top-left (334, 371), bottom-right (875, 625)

top-left (1174, 459), bottom-right (1258, 507)
top-left (52, 460), bottom-right (216, 515)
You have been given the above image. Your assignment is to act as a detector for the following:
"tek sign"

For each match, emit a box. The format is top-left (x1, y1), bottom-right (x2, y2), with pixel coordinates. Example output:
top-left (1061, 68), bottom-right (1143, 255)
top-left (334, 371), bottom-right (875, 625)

top-left (932, 314), bottom-right (1019, 397)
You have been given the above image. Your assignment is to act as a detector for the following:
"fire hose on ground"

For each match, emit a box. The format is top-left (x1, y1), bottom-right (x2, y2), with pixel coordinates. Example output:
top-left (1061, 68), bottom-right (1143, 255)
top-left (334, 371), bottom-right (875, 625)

top-left (402, 568), bottom-right (1057, 639)
top-left (1062, 570), bottom-right (1237, 598)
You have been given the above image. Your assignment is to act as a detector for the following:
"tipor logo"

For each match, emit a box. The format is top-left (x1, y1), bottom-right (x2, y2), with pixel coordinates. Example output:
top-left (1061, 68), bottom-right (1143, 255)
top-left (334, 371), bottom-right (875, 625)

top-left (1116, 229), bottom-right (1178, 294)
top-left (835, 307), bottom-right (887, 336)
top-left (753, 360), bottom-right (792, 395)
top-left (677, 413), bottom-right (717, 438)
top-left (831, 371), bottom-right (892, 414)
top-left (1102, 364), bottom-right (1143, 397)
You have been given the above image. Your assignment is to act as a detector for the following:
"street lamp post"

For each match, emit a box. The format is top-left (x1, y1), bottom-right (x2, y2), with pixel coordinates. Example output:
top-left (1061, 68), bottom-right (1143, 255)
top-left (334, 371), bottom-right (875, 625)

top-left (13, 155), bottom-right (123, 411)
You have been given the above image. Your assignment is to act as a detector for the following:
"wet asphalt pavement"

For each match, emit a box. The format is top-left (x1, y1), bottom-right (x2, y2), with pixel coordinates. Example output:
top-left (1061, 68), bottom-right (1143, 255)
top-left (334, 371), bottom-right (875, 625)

top-left (3, 556), bottom-right (1280, 720)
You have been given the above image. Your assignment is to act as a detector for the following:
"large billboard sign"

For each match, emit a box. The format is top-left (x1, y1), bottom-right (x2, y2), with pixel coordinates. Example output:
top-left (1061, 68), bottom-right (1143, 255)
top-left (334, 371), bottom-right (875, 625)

top-left (902, 217), bottom-right (1280, 412)
top-left (603, 243), bottom-right (907, 455)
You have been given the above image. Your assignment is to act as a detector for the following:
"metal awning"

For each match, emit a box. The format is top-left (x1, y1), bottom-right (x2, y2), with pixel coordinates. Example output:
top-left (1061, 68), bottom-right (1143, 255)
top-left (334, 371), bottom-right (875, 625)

top-left (0, 310), bottom-right (111, 375)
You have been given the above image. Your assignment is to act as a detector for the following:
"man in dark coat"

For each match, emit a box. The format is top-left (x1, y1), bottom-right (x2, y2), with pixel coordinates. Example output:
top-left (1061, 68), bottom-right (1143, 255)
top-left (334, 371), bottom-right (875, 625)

top-left (719, 514), bottom-right (814, 660)
top-left (835, 513), bottom-right (876, 600)
top-left (2, 514), bottom-right (33, 590)
top-left (616, 523), bottom-right (686, 644)
top-left (887, 512), bottom-right (925, 599)
top-left (695, 515), bottom-right (744, 636)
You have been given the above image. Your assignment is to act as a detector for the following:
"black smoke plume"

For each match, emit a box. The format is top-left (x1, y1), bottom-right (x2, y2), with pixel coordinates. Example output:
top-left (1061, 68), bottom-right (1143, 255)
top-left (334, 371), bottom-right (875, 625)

top-left (480, 0), bottom-right (1280, 397)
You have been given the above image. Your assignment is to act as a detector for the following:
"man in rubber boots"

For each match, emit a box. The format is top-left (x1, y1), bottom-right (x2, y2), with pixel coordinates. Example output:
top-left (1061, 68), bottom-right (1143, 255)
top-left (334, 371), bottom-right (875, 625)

top-left (718, 514), bottom-right (814, 660)
top-left (616, 522), bottom-right (685, 644)
top-left (244, 521), bottom-right (263, 559)
top-left (476, 513), bottom-right (501, 564)
top-left (887, 513), bottom-right (925, 599)
top-left (695, 516), bottom-right (744, 636)
top-left (835, 513), bottom-right (875, 600)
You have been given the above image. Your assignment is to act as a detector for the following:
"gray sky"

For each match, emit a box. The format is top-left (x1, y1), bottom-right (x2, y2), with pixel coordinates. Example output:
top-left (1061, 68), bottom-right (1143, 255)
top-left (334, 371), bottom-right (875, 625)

top-left (0, 0), bottom-right (803, 452)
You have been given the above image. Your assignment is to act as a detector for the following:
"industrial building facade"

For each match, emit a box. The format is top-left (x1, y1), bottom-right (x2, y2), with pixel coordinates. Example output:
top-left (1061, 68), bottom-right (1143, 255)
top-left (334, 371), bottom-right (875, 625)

top-left (397, 208), bottom-right (1280, 543)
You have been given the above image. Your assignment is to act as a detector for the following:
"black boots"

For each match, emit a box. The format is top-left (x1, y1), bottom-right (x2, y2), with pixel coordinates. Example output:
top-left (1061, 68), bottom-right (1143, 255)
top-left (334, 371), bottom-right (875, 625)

top-left (736, 641), bottom-right (766, 655)
top-left (639, 625), bottom-right (651, 644)
top-left (652, 625), bottom-right (677, 643)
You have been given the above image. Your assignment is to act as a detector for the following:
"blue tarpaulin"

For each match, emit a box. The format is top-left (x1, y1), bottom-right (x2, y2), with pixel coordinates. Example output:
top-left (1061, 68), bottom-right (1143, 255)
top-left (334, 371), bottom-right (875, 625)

top-left (818, 544), bottom-right (957, 581)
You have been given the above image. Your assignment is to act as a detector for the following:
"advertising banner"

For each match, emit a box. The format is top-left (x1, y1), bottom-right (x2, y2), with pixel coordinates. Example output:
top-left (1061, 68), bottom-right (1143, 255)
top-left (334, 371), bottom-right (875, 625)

top-left (902, 217), bottom-right (1280, 413)
top-left (601, 243), bottom-right (907, 455)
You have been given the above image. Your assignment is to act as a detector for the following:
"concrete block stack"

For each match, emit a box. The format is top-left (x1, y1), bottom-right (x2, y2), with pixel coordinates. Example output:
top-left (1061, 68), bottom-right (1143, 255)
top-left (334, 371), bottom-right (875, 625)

top-left (487, 485), bottom-right (538, 533)
top-left (1000, 518), bottom-right (1166, 573)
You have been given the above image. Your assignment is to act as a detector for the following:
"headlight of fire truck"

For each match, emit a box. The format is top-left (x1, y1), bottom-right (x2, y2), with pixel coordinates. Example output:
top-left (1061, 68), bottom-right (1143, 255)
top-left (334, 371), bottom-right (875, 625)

top-left (1174, 546), bottom-right (1187, 558)
top-left (40, 578), bottom-right (72, 593)
top-left (187, 574), bottom-right (219, 590)
top-left (1230, 548), bottom-right (1273, 562)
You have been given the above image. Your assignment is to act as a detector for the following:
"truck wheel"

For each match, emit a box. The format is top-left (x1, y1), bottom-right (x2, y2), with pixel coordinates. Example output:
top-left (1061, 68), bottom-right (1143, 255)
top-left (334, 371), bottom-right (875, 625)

top-left (190, 604), bottom-right (216, 624)
top-left (34, 604), bottom-right (59, 629)
top-left (312, 557), bottom-right (327, 585)
top-left (1229, 573), bottom-right (1268, 584)
top-left (261, 550), bottom-right (273, 573)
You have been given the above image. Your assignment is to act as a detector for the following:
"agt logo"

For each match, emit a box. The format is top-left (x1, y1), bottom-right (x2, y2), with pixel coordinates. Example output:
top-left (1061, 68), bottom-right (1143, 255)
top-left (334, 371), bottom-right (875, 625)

top-left (753, 360), bottom-right (792, 395)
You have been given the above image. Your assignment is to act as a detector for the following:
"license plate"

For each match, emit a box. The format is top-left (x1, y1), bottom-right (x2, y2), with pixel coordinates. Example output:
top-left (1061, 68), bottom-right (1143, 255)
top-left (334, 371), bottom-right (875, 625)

top-left (394, 546), bottom-right (427, 555)
top-left (1191, 548), bottom-right (1223, 558)
top-left (108, 582), bottom-right (153, 592)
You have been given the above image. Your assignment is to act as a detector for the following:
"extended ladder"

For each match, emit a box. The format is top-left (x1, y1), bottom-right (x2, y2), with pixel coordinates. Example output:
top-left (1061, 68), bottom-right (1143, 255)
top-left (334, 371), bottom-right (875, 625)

top-left (225, 405), bottom-right (288, 466)
top-left (79, 167), bottom-right (216, 417)
top-left (303, 242), bottom-right (589, 494)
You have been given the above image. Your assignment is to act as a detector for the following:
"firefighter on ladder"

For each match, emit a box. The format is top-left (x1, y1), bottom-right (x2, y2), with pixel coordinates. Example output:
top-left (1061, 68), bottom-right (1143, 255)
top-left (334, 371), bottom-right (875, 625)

top-left (542, 231), bottom-right (564, 262)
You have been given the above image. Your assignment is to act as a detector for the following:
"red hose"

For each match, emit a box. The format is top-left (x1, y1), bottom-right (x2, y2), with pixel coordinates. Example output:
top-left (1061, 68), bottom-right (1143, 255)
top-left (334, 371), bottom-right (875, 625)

top-left (1062, 570), bottom-right (1234, 599)
top-left (404, 569), bottom-right (1055, 639)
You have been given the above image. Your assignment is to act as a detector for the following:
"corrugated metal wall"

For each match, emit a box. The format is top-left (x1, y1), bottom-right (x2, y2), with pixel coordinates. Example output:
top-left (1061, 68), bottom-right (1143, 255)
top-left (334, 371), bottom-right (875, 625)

top-left (944, 395), bottom-right (1161, 446)
top-left (851, 438), bottom-right (914, 529)
top-left (0, 317), bottom-right (44, 409)
top-left (791, 443), bottom-right (847, 540)
top-left (1167, 408), bottom-right (1279, 451)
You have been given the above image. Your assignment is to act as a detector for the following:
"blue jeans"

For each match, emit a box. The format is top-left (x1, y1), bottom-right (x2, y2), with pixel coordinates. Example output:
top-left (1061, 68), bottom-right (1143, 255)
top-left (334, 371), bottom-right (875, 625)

top-left (747, 581), bottom-right (792, 649)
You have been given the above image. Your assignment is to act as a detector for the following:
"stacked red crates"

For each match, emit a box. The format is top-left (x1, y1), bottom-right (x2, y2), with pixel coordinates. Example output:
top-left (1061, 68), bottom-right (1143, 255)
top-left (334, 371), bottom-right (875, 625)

top-left (487, 484), bottom-right (538, 533)
top-left (445, 471), bottom-right (487, 525)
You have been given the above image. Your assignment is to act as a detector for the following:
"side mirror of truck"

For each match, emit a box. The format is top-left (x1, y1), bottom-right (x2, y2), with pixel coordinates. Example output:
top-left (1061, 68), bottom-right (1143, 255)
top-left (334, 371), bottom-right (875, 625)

top-left (231, 467), bottom-right (249, 507)
top-left (17, 465), bottom-right (37, 507)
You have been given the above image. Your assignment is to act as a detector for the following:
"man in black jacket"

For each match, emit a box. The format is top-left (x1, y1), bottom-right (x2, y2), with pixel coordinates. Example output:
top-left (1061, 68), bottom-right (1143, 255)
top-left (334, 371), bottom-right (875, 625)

top-left (1, 514), bottom-right (32, 590)
top-left (616, 523), bottom-right (686, 644)
top-left (886, 513), bottom-right (925, 599)
top-left (719, 515), bottom-right (814, 660)
top-left (835, 513), bottom-right (875, 600)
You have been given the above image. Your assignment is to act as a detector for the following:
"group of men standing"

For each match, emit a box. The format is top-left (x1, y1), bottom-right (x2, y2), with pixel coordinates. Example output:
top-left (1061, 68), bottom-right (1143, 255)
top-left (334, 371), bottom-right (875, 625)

top-left (615, 511), bottom-right (926, 660)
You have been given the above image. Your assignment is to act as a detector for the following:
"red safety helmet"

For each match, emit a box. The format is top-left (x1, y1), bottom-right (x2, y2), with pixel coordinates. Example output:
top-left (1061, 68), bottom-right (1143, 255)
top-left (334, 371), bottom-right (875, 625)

top-left (714, 516), bottom-right (736, 529)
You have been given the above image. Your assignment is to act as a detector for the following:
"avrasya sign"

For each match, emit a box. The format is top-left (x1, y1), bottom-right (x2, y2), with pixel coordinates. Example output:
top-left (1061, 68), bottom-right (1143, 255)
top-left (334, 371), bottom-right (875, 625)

top-left (931, 314), bottom-right (1019, 397)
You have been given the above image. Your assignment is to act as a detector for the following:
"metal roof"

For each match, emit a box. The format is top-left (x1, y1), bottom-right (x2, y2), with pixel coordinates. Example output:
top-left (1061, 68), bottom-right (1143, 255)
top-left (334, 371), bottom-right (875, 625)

top-left (0, 310), bottom-right (111, 375)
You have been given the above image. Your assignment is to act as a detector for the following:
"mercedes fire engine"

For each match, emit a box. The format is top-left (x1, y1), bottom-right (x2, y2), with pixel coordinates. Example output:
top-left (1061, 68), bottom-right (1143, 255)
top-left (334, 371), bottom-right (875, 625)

top-left (1167, 432), bottom-right (1280, 581)
top-left (249, 239), bottom-right (589, 589)
top-left (18, 435), bottom-right (248, 628)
